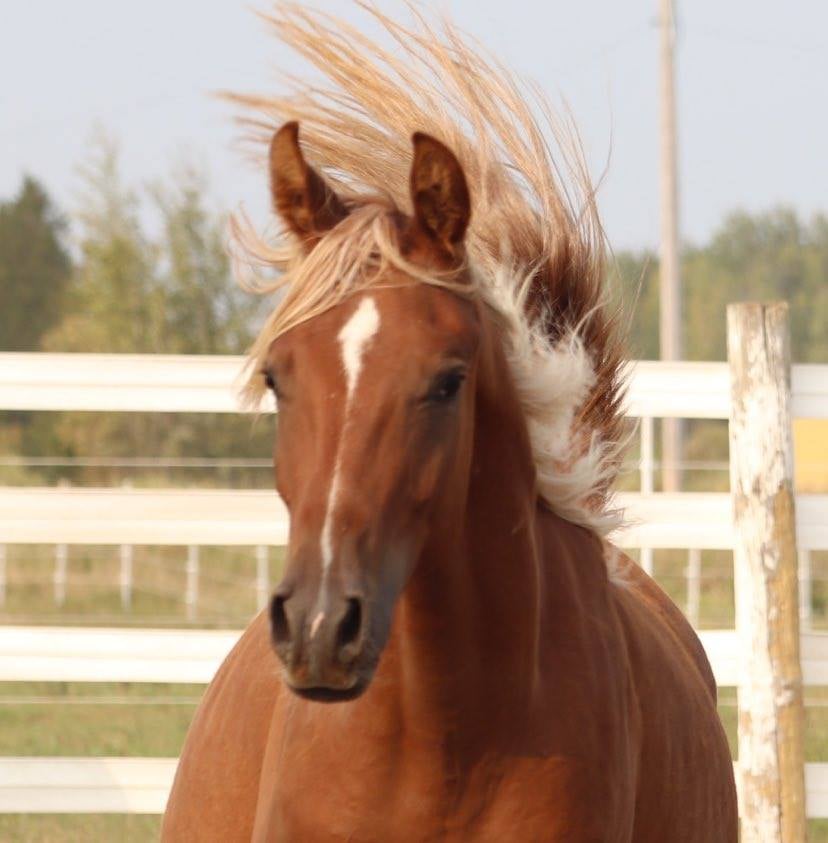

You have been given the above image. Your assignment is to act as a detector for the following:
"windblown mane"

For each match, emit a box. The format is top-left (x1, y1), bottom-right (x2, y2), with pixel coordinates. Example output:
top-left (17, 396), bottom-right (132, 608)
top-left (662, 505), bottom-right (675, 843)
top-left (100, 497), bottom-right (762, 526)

top-left (229, 2), bottom-right (628, 535)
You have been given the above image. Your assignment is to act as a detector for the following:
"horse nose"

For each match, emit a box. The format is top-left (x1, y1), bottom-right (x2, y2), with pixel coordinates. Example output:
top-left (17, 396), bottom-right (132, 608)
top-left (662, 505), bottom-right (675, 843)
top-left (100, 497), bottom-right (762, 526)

top-left (269, 587), bottom-right (367, 681)
top-left (333, 596), bottom-right (365, 660)
top-left (270, 588), bottom-right (295, 662)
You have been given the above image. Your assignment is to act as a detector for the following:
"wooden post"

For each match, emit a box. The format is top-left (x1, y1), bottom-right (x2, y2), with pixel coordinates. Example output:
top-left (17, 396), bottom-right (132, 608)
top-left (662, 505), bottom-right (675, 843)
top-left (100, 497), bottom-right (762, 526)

top-left (727, 302), bottom-right (806, 842)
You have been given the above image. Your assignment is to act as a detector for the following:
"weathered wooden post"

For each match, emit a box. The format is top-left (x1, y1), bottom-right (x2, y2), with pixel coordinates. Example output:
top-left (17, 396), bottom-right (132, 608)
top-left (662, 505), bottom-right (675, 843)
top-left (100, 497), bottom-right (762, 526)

top-left (727, 302), bottom-right (806, 841)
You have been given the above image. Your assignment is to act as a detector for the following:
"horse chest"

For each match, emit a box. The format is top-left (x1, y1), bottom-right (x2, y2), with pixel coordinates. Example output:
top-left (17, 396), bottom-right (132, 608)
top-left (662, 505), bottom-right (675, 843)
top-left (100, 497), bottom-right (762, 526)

top-left (255, 723), bottom-right (623, 842)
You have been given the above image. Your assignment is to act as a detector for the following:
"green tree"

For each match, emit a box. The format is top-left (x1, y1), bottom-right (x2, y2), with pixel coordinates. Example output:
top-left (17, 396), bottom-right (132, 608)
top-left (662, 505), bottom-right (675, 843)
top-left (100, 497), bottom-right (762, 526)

top-left (43, 139), bottom-right (160, 353)
top-left (614, 207), bottom-right (828, 363)
top-left (34, 137), bottom-right (268, 484)
top-left (0, 177), bottom-right (72, 350)
top-left (152, 165), bottom-right (260, 355)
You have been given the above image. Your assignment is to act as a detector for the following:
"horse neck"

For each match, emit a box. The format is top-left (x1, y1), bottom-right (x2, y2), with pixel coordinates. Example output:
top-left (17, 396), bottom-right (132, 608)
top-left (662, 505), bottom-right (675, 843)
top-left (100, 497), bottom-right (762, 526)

top-left (394, 310), bottom-right (543, 736)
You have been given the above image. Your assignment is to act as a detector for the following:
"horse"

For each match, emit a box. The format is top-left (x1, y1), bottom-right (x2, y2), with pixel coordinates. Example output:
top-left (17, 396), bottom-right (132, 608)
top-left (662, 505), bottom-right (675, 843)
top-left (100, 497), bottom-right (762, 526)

top-left (162, 5), bottom-right (737, 840)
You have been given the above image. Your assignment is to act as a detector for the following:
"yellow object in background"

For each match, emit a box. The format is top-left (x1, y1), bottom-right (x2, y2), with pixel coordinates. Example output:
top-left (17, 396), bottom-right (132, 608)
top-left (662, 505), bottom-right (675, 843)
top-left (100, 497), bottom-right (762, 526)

top-left (794, 419), bottom-right (828, 492)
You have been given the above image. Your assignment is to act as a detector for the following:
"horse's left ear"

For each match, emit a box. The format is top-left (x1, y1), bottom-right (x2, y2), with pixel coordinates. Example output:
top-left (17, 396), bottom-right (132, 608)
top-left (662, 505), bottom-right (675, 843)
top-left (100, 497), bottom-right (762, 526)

top-left (409, 133), bottom-right (470, 253)
top-left (269, 121), bottom-right (348, 243)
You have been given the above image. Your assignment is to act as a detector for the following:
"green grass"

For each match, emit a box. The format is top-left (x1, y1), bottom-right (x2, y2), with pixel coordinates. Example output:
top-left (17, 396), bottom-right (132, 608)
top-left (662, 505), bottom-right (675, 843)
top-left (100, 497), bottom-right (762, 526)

top-left (1, 544), bottom-right (285, 628)
top-left (0, 681), bottom-right (200, 842)
top-left (0, 682), bottom-right (199, 757)
top-left (0, 814), bottom-right (162, 842)
top-left (3, 527), bottom-right (828, 839)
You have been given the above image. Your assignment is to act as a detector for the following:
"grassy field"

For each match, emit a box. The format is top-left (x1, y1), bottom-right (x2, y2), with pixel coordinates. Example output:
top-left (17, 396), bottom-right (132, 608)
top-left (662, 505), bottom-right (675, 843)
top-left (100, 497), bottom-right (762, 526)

top-left (0, 544), bottom-right (286, 629)
top-left (0, 682), bottom-right (197, 842)
top-left (0, 681), bottom-right (827, 840)
top-left (2, 527), bottom-right (828, 838)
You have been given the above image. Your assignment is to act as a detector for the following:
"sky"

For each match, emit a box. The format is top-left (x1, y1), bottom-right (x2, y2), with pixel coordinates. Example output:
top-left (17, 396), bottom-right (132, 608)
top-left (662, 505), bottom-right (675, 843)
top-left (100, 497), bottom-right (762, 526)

top-left (1, 0), bottom-right (826, 252)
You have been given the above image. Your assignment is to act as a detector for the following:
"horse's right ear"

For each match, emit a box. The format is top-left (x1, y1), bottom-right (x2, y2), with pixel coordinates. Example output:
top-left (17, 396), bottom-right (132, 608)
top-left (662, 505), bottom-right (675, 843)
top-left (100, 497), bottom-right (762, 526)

top-left (409, 133), bottom-right (470, 255)
top-left (269, 122), bottom-right (347, 243)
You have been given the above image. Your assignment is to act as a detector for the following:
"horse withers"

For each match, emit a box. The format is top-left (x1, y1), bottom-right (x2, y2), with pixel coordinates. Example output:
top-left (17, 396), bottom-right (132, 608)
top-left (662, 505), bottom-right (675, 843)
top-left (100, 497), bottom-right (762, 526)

top-left (162, 6), bottom-right (737, 841)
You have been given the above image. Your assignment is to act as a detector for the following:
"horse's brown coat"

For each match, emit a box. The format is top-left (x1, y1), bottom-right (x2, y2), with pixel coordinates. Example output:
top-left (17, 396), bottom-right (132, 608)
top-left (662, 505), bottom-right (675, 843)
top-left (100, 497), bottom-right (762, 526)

top-left (162, 281), bottom-right (737, 841)
top-left (164, 13), bottom-right (736, 833)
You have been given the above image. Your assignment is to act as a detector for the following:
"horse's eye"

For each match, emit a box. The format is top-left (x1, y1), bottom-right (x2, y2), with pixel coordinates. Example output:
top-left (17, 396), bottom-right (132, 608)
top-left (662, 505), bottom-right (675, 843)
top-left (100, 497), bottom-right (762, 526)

top-left (263, 371), bottom-right (280, 397)
top-left (425, 369), bottom-right (466, 404)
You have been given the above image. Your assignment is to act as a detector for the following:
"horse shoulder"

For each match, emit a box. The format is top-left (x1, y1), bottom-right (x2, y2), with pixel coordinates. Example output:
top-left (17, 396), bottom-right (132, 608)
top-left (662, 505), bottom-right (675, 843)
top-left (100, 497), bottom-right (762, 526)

top-left (611, 554), bottom-right (717, 700)
top-left (609, 552), bottom-right (738, 842)
top-left (161, 610), bottom-right (281, 842)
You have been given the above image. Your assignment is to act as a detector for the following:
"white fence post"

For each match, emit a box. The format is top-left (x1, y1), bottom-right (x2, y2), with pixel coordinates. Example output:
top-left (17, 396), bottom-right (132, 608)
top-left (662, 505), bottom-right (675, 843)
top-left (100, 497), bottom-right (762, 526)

top-left (798, 549), bottom-right (812, 632)
top-left (185, 546), bottom-right (199, 622)
top-left (640, 415), bottom-right (654, 494)
top-left (0, 544), bottom-right (5, 606)
top-left (639, 417), bottom-right (655, 577)
top-left (120, 544), bottom-right (134, 611)
top-left (256, 545), bottom-right (269, 611)
top-left (54, 544), bottom-right (68, 607)
top-left (54, 479), bottom-right (69, 606)
top-left (120, 480), bottom-right (133, 610)
top-left (728, 301), bottom-right (806, 843)
top-left (686, 548), bottom-right (701, 628)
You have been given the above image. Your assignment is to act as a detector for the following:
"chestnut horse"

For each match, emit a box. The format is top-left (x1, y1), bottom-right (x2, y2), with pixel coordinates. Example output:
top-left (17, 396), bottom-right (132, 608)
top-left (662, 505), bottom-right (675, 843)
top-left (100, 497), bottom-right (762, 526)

top-left (163, 6), bottom-right (737, 841)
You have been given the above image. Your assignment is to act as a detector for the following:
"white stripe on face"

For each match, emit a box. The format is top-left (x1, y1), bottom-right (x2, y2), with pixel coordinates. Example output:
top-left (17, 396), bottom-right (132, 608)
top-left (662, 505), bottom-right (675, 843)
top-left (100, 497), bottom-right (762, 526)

top-left (339, 295), bottom-right (381, 399)
top-left (320, 296), bottom-right (381, 572)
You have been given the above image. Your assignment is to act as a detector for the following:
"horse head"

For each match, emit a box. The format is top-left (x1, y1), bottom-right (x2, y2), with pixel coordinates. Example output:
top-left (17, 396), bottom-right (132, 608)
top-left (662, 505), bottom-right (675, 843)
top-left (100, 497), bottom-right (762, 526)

top-left (261, 123), bottom-right (483, 701)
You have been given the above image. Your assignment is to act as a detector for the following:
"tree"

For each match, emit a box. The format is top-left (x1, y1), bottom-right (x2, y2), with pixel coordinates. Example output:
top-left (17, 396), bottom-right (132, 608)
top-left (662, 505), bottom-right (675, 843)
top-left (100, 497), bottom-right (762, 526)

top-left (43, 138), bottom-right (160, 353)
top-left (152, 164), bottom-right (261, 356)
top-left (35, 137), bottom-right (268, 483)
top-left (0, 177), bottom-right (72, 350)
top-left (613, 207), bottom-right (828, 364)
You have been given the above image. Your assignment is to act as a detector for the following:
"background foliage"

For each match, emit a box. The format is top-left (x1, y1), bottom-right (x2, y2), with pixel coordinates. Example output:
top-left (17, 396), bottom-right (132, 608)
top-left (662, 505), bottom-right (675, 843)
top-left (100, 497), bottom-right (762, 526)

top-left (2, 143), bottom-right (827, 489)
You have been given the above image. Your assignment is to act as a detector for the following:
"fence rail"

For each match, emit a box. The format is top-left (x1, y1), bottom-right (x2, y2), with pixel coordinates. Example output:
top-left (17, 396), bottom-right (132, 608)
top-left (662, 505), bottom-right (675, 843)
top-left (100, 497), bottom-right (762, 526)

top-left (2, 351), bottom-right (828, 820)
top-left (3, 353), bottom-right (827, 418)
top-left (3, 487), bottom-right (827, 550)
top-left (0, 757), bottom-right (176, 814)
top-left (3, 624), bottom-right (828, 688)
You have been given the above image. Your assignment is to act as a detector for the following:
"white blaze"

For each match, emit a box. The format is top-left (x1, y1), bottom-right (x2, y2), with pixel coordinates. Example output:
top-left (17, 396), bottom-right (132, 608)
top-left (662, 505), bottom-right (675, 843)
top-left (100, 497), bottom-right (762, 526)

top-left (320, 296), bottom-right (380, 572)
top-left (309, 611), bottom-right (325, 640)
top-left (339, 296), bottom-right (381, 397)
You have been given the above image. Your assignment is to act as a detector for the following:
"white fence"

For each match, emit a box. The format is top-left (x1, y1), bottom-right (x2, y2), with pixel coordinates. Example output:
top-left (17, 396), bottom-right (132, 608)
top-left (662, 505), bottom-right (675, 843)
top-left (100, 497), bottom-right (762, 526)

top-left (1, 352), bottom-right (828, 816)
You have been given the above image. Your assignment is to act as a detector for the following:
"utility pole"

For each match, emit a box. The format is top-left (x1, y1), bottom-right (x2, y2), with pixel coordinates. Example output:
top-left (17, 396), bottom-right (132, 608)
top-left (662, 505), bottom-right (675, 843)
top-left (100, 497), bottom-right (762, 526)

top-left (658, 0), bottom-right (682, 492)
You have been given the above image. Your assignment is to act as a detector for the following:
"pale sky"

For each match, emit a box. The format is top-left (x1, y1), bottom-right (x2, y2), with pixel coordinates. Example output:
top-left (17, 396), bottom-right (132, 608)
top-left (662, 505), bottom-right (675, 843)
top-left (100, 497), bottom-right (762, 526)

top-left (1, 1), bottom-right (825, 251)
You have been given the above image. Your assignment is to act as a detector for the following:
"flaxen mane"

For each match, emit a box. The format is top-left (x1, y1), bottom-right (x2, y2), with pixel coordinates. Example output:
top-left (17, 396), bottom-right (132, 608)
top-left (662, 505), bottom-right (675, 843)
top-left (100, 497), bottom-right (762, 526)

top-left (229, 2), bottom-right (628, 536)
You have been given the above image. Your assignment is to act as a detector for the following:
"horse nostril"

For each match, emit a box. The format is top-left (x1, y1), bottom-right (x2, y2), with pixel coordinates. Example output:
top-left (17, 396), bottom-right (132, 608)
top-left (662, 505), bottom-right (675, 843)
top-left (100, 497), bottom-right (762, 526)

top-left (336, 597), bottom-right (364, 655)
top-left (270, 593), bottom-right (291, 647)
